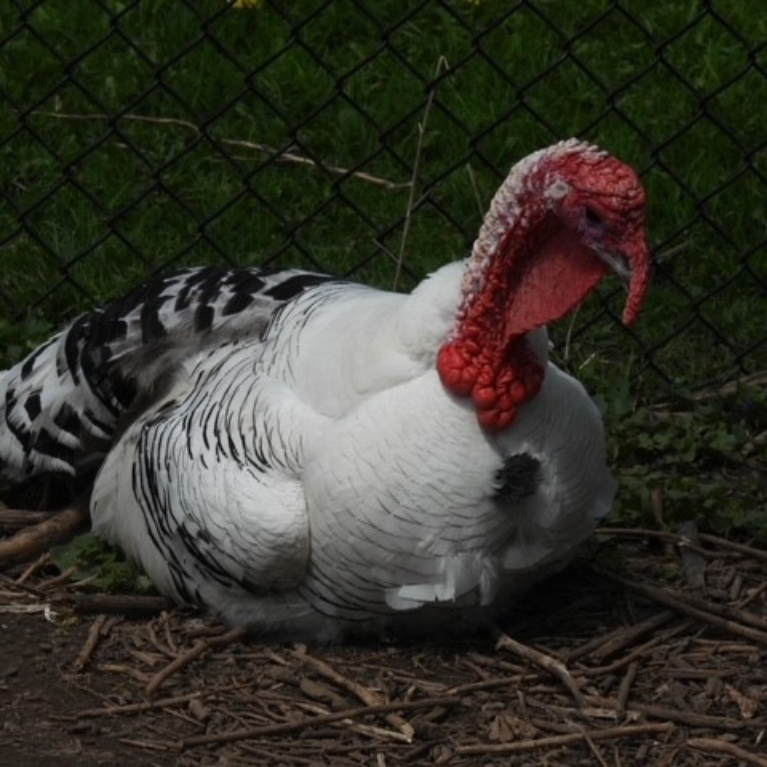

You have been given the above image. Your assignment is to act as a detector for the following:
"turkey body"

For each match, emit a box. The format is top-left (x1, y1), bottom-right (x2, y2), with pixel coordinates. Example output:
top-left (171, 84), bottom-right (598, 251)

top-left (89, 268), bottom-right (612, 638)
top-left (0, 140), bottom-right (650, 639)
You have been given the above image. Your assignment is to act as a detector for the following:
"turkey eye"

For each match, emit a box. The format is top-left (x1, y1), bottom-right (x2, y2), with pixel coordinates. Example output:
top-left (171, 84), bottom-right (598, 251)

top-left (584, 206), bottom-right (603, 226)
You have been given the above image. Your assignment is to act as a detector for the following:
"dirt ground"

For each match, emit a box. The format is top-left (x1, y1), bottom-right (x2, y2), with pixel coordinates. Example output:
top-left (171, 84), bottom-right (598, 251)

top-left (1, 531), bottom-right (766, 767)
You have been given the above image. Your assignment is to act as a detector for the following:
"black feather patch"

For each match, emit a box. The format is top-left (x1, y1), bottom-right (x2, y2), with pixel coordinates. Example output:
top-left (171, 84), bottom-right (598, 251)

top-left (222, 291), bottom-right (254, 316)
top-left (53, 403), bottom-right (83, 438)
top-left (494, 453), bottom-right (542, 503)
top-left (20, 346), bottom-right (43, 380)
top-left (264, 273), bottom-right (336, 301)
top-left (24, 391), bottom-right (42, 421)
top-left (194, 304), bottom-right (215, 332)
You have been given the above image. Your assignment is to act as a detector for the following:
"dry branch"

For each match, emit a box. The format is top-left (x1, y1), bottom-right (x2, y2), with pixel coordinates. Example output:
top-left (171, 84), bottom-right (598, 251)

top-left (181, 695), bottom-right (463, 749)
top-left (0, 509), bottom-right (56, 532)
top-left (688, 736), bottom-right (767, 767)
top-left (696, 533), bottom-right (767, 563)
top-left (595, 568), bottom-right (767, 646)
top-left (454, 722), bottom-right (675, 756)
top-left (74, 614), bottom-right (110, 671)
top-left (586, 694), bottom-right (766, 731)
top-left (616, 661), bottom-right (638, 713)
top-left (492, 625), bottom-right (584, 707)
top-left (567, 610), bottom-right (677, 663)
top-left (32, 110), bottom-right (410, 190)
top-left (72, 593), bottom-right (173, 617)
top-left (292, 646), bottom-right (415, 742)
top-left (145, 625), bottom-right (247, 696)
top-left (0, 500), bottom-right (88, 567)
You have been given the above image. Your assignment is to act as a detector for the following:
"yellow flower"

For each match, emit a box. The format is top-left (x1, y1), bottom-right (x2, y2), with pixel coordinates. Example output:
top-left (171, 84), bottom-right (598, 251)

top-left (231, 0), bottom-right (262, 8)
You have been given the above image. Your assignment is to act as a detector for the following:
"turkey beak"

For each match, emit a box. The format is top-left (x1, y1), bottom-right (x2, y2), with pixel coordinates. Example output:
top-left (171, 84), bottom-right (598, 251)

top-left (594, 233), bottom-right (650, 326)
top-left (595, 247), bottom-right (631, 287)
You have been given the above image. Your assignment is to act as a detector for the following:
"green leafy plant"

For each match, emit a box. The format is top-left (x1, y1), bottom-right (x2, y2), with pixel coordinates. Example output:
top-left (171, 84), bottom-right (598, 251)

top-left (603, 379), bottom-right (767, 542)
top-left (51, 533), bottom-right (155, 593)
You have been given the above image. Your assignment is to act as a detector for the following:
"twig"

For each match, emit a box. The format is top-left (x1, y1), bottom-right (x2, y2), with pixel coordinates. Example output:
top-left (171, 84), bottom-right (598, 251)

top-left (291, 699), bottom-right (412, 743)
top-left (119, 737), bottom-right (177, 752)
top-left (0, 571), bottom-right (45, 598)
top-left (580, 726), bottom-right (611, 767)
top-left (145, 625), bottom-right (247, 696)
top-left (37, 566), bottom-right (77, 590)
top-left (465, 162), bottom-right (486, 222)
top-left (654, 241), bottom-right (691, 263)
top-left (74, 614), bottom-right (110, 672)
top-left (72, 593), bottom-right (173, 617)
top-left (0, 499), bottom-right (89, 567)
top-left (454, 722), bottom-right (675, 756)
top-left (32, 110), bottom-right (410, 190)
top-left (292, 646), bottom-right (415, 742)
top-left (585, 693), bottom-right (767, 730)
top-left (491, 625), bottom-right (584, 708)
top-left (696, 532), bottom-right (767, 563)
top-left (182, 695), bottom-right (463, 749)
top-left (690, 369), bottom-right (767, 402)
top-left (739, 581), bottom-right (767, 609)
top-left (0, 509), bottom-right (56, 532)
top-left (15, 553), bottom-right (51, 584)
top-left (616, 662), bottom-right (638, 713)
top-left (582, 620), bottom-right (695, 678)
top-left (392, 55), bottom-right (449, 291)
top-left (566, 610), bottom-right (677, 663)
top-left (688, 736), bottom-right (767, 767)
top-left (597, 526), bottom-right (737, 560)
top-left (596, 568), bottom-right (767, 646)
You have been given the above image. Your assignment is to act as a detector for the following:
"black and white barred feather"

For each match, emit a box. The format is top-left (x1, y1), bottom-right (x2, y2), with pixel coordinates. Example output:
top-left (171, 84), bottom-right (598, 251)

top-left (0, 266), bottom-right (337, 486)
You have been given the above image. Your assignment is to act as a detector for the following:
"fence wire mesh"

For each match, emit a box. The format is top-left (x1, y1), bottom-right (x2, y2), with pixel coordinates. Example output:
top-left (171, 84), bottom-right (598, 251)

top-left (1, 0), bottom-right (765, 394)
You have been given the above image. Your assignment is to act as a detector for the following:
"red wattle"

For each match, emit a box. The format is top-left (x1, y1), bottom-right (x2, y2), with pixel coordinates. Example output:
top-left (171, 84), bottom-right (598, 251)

top-left (437, 339), bottom-right (544, 433)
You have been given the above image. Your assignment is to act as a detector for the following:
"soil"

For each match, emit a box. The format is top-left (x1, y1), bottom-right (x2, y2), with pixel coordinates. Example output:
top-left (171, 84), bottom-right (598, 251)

top-left (1, 532), bottom-right (766, 767)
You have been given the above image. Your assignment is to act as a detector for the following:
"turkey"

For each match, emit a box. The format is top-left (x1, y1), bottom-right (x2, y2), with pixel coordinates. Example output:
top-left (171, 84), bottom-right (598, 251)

top-left (0, 139), bottom-right (649, 639)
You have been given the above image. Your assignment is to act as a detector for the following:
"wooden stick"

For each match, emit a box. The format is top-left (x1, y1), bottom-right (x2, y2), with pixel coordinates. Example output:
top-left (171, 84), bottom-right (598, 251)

top-left (454, 722), bottom-right (674, 756)
top-left (597, 569), bottom-right (767, 646)
top-left (0, 500), bottom-right (88, 567)
top-left (32, 110), bottom-right (410, 190)
top-left (15, 553), bottom-right (51, 584)
top-left (582, 620), bottom-right (694, 679)
top-left (90, 694), bottom-right (200, 721)
top-left (491, 625), bottom-right (584, 708)
top-left (0, 509), bottom-right (56, 531)
top-left (616, 662), bottom-right (638, 713)
top-left (292, 646), bottom-right (415, 742)
top-left (585, 694), bottom-right (765, 730)
top-left (598, 526), bottom-right (767, 563)
top-left (580, 727), bottom-right (611, 767)
top-left (696, 533), bottom-right (767, 563)
top-left (74, 614), bottom-right (109, 672)
top-left (145, 626), bottom-right (247, 696)
top-left (72, 593), bottom-right (173, 617)
top-left (181, 695), bottom-right (462, 749)
top-left (596, 527), bottom-right (715, 558)
top-left (688, 737), bottom-right (767, 767)
top-left (567, 610), bottom-right (677, 663)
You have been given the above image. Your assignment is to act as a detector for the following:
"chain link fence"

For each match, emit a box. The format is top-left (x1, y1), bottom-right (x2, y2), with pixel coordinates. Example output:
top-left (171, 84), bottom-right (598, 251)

top-left (1, 0), bottom-right (765, 394)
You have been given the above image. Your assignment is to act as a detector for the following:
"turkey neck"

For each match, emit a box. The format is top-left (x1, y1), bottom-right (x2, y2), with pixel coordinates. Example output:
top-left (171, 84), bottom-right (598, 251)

top-left (436, 228), bottom-right (545, 434)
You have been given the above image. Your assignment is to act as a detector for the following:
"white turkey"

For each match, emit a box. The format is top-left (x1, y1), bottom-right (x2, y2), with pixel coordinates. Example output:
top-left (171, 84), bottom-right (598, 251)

top-left (0, 139), bottom-right (650, 639)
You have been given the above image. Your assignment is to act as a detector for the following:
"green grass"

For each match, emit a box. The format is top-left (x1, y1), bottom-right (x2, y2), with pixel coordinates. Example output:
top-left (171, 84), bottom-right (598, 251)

top-left (0, 1), bottom-right (765, 537)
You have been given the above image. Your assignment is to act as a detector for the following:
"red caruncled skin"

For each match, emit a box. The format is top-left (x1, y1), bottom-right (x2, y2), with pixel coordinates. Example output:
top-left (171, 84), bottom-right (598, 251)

top-left (437, 145), bottom-right (649, 431)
